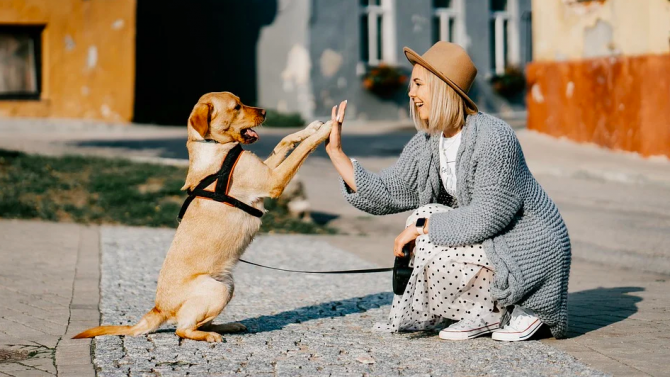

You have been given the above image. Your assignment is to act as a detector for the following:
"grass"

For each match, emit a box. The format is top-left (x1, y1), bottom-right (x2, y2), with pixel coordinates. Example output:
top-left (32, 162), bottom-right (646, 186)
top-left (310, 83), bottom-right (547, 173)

top-left (0, 149), bottom-right (334, 234)
top-left (263, 109), bottom-right (306, 128)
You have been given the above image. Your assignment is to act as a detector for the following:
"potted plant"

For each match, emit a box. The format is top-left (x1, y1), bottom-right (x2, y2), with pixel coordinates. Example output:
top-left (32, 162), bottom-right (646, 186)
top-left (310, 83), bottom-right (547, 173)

top-left (490, 66), bottom-right (526, 98)
top-left (362, 64), bottom-right (408, 98)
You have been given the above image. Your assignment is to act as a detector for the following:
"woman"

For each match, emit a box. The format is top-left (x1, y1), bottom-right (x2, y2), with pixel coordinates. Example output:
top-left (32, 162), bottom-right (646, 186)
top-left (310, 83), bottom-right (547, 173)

top-left (326, 42), bottom-right (571, 341)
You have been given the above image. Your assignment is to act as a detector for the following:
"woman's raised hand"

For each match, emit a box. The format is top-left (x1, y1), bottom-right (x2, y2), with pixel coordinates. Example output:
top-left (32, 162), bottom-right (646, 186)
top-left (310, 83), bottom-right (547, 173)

top-left (326, 100), bottom-right (347, 155)
top-left (324, 100), bottom-right (356, 191)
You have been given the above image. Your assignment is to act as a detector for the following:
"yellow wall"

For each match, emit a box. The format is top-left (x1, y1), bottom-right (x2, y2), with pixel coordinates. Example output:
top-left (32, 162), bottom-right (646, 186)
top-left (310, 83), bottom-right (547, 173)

top-left (532, 0), bottom-right (670, 62)
top-left (0, 0), bottom-right (136, 121)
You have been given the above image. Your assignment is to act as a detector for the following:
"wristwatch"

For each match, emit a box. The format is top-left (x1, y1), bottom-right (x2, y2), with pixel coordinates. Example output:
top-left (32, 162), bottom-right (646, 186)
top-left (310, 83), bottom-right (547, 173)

top-left (415, 218), bottom-right (427, 235)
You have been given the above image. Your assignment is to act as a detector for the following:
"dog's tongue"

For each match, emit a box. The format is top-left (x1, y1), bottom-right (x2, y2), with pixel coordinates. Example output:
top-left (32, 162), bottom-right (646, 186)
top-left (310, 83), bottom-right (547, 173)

top-left (245, 128), bottom-right (259, 140)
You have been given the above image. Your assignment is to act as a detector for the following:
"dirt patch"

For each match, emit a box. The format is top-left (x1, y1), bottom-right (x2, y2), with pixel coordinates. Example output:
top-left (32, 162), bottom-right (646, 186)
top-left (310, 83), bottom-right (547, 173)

top-left (137, 177), bottom-right (166, 194)
top-left (0, 348), bottom-right (31, 363)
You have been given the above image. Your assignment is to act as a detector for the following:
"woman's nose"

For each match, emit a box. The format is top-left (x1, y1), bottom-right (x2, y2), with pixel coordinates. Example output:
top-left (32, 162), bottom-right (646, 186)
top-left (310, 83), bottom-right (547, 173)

top-left (408, 86), bottom-right (416, 98)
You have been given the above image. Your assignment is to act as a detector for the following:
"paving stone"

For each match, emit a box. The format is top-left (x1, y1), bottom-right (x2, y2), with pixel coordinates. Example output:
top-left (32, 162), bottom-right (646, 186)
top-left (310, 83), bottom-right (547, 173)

top-left (93, 226), bottom-right (607, 376)
top-left (0, 220), bottom-right (98, 377)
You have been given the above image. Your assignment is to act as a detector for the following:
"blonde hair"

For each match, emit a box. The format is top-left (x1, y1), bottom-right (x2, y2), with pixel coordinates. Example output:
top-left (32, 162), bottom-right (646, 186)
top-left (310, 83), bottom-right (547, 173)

top-left (409, 64), bottom-right (477, 135)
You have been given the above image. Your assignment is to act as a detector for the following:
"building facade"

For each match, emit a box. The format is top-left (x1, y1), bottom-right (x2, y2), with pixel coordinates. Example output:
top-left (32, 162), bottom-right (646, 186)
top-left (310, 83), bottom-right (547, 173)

top-left (0, 0), bottom-right (531, 124)
top-left (0, 0), bottom-right (136, 121)
top-left (527, 0), bottom-right (670, 158)
top-left (258, 0), bottom-right (532, 121)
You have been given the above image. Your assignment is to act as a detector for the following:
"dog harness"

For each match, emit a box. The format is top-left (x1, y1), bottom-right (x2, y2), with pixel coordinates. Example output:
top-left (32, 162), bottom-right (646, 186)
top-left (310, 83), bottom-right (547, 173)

top-left (177, 141), bottom-right (395, 275)
top-left (178, 143), bottom-right (263, 221)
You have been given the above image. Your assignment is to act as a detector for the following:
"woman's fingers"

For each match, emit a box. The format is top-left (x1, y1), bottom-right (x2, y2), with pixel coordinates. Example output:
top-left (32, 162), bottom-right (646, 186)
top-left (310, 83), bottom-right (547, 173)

top-left (394, 227), bottom-right (418, 257)
top-left (393, 236), bottom-right (405, 257)
top-left (331, 100), bottom-right (347, 123)
top-left (337, 100), bottom-right (347, 123)
top-left (326, 101), bottom-right (347, 153)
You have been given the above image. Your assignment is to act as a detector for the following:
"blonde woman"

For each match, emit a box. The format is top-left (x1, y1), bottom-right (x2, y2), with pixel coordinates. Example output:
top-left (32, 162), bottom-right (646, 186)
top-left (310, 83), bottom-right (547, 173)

top-left (325, 42), bottom-right (571, 341)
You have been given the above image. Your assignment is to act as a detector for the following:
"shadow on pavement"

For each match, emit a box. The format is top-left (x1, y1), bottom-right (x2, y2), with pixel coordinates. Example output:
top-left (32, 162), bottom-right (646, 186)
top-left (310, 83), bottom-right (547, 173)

top-left (565, 286), bottom-right (643, 337)
top-left (154, 287), bottom-right (640, 338)
top-left (238, 292), bottom-right (394, 333)
top-left (72, 132), bottom-right (415, 160)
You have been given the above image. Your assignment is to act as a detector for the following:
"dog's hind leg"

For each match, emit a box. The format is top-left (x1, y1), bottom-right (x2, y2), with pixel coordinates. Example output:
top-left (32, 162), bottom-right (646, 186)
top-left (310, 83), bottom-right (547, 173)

top-left (174, 297), bottom-right (224, 342)
top-left (264, 121), bottom-right (325, 169)
top-left (176, 326), bottom-right (223, 343)
top-left (174, 276), bottom-right (232, 343)
top-left (198, 274), bottom-right (247, 334)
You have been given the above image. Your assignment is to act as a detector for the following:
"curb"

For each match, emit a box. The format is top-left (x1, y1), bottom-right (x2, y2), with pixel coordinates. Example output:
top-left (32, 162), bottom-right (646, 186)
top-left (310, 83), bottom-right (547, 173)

top-left (55, 226), bottom-right (101, 377)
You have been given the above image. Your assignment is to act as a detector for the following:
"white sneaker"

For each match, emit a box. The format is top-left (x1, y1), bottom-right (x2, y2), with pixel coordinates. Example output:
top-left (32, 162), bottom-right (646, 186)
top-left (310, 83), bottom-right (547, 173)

top-left (492, 306), bottom-right (543, 342)
top-left (439, 313), bottom-right (501, 340)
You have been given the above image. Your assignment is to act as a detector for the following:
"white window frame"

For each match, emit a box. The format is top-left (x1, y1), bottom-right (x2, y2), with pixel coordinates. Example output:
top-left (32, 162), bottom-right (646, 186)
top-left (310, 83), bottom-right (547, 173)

top-left (433, 0), bottom-right (465, 46)
top-left (360, 0), bottom-right (396, 66)
top-left (490, 0), bottom-right (520, 75)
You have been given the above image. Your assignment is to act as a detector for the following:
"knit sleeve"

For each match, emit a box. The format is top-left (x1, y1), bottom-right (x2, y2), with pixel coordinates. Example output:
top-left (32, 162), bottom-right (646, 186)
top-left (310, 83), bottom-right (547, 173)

top-left (428, 128), bottom-right (524, 246)
top-left (339, 134), bottom-right (423, 215)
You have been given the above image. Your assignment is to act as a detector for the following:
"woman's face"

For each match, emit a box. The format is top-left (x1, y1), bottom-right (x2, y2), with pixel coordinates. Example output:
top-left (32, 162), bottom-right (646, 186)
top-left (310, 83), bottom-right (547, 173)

top-left (408, 65), bottom-right (431, 121)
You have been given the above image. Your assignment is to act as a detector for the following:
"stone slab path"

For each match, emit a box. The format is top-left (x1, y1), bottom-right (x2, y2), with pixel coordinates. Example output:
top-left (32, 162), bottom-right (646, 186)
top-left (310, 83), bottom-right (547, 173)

top-left (0, 220), bottom-right (99, 377)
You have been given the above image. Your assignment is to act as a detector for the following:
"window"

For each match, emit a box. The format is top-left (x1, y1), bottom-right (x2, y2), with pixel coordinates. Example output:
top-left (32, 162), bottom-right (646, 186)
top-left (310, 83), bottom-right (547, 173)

top-left (489, 0), bottom-right (519, 75)
top-left (0, 25), bottom-right (43, 100)
top-left (432, 0), bottom-right (462, 45)
top-left (360, 0), bottom-right (396, 66)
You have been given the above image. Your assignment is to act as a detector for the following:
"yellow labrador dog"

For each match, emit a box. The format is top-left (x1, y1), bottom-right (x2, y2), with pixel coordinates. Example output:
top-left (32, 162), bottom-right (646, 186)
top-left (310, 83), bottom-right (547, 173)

top-left (74, 92), bottom-right (333, 342)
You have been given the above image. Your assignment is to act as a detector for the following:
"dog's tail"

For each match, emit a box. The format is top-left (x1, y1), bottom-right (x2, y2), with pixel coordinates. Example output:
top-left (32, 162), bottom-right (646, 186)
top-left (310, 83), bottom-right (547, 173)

top-left (72, 307), bottom-right (166, 339)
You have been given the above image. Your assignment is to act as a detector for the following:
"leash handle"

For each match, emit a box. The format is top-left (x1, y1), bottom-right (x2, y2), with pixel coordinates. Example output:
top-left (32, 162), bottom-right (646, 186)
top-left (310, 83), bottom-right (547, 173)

top-left (239, 259), bottom-right (393, 274)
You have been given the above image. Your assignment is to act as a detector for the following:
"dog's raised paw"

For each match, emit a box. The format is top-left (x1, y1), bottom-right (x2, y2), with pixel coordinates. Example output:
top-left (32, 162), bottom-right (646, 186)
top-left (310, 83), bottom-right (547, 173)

top-left (315, 121), bottom-right (334, 138)
top-left (305, 120), bottom-right (324, 132)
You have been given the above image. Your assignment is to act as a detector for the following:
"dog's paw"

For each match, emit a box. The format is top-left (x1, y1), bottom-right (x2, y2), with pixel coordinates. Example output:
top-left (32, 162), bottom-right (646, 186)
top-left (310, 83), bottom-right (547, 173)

top-left (285, 134), bottom-right (306, 144)
top-left (314, 121), bottom-right (333, 140)
top-left (205, 332), bottom-right (223, 343)
top-left (305, 120), bottom-right (324, 133)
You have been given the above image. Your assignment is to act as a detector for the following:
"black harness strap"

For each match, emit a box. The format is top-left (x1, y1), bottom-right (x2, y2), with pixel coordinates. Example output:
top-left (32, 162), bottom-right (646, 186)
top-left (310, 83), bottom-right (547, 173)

top-left (177, 142), bottom-right (396, 275)
top-left (178, 144), bottom-right (263, 221)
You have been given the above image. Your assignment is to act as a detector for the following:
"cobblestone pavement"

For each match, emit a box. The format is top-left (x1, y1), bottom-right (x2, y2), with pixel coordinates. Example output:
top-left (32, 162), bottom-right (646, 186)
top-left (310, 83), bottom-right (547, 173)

top-left (94, 226), bottom-right (605, 377)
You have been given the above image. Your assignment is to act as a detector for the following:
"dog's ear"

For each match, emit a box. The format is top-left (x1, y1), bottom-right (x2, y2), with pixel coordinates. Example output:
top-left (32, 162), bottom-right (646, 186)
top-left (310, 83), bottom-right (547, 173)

top-left (188, 102), bottom-right (212, 138)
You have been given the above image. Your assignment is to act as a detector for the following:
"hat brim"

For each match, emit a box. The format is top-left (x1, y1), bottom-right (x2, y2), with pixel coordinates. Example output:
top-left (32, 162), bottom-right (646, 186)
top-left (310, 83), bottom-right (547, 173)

top-left (404, 47), bottom-right (478, 113)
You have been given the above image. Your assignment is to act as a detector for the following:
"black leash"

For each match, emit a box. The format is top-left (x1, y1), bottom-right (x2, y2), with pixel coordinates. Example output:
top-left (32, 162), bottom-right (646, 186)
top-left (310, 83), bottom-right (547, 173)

top-left (238, 259), bottom-right (393, 274)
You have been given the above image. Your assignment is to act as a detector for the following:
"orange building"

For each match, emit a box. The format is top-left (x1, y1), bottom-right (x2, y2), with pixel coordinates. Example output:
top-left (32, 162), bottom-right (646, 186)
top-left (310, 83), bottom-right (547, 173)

top-left (0, 0), bottom-right (275, 125)
top-left (0, 0), bottom-right (136, 121)
top-left (527, 0), bottom-right (670, 158)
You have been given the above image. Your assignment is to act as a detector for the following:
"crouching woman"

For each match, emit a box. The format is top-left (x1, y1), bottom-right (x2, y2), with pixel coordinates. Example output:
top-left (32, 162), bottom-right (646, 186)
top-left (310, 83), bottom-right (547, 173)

top-left (325, 42), bottom-right (571, 341)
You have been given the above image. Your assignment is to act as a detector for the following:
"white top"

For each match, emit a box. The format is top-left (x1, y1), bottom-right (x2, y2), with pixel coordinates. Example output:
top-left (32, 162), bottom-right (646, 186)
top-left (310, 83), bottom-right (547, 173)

top-left (439, 131), bottom-right (462, 197)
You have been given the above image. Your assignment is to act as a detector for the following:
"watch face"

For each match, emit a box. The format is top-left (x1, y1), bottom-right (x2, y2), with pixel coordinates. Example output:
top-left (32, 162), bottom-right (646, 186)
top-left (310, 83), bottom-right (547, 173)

top-left (416, 218), bottom-right (426, 227)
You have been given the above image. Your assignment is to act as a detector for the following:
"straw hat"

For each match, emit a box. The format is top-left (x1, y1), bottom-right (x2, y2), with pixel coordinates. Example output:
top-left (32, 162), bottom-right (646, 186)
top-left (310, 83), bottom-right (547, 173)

top-left (404, 41), bottom-right (478, 112)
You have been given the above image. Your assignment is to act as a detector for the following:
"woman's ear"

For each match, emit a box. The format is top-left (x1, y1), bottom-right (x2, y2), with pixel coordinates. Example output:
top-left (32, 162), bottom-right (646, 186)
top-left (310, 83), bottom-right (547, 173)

top-left (188, 102), bottom-right (212, 138)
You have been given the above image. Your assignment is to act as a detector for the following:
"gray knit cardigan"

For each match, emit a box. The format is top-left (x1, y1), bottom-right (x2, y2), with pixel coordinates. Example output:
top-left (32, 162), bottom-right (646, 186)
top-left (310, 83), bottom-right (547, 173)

top-left (341, 112), bottom-right (571, 339)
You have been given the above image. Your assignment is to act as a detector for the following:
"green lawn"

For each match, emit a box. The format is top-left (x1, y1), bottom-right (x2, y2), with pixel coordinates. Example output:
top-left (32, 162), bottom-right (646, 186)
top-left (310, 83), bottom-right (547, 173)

top-left (0, 149), bottom-right (333, 234)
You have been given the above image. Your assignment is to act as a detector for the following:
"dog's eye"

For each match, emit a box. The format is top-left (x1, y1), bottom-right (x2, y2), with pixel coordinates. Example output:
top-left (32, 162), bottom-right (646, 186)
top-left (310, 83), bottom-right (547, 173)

top-left (234, 104), bottom-right (241, 111)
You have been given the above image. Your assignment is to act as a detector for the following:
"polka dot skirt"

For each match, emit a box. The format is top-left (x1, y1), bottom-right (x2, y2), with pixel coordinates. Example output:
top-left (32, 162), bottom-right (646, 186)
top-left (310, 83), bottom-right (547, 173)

top-left (374, 204), bottom-right (497, 333)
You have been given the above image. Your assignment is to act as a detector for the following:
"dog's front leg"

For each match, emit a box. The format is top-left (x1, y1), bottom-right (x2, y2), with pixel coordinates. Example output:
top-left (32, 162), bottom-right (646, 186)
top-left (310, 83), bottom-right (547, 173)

top-left (264, 121), bottom-right (325, 169)
top-left (264, 121), bottom-right (333, 198)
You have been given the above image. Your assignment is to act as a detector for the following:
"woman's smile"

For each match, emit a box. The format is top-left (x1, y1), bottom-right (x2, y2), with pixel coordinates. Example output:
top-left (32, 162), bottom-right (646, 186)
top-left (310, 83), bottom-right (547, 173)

top-left (409, 65), bottom-right (432, 121)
